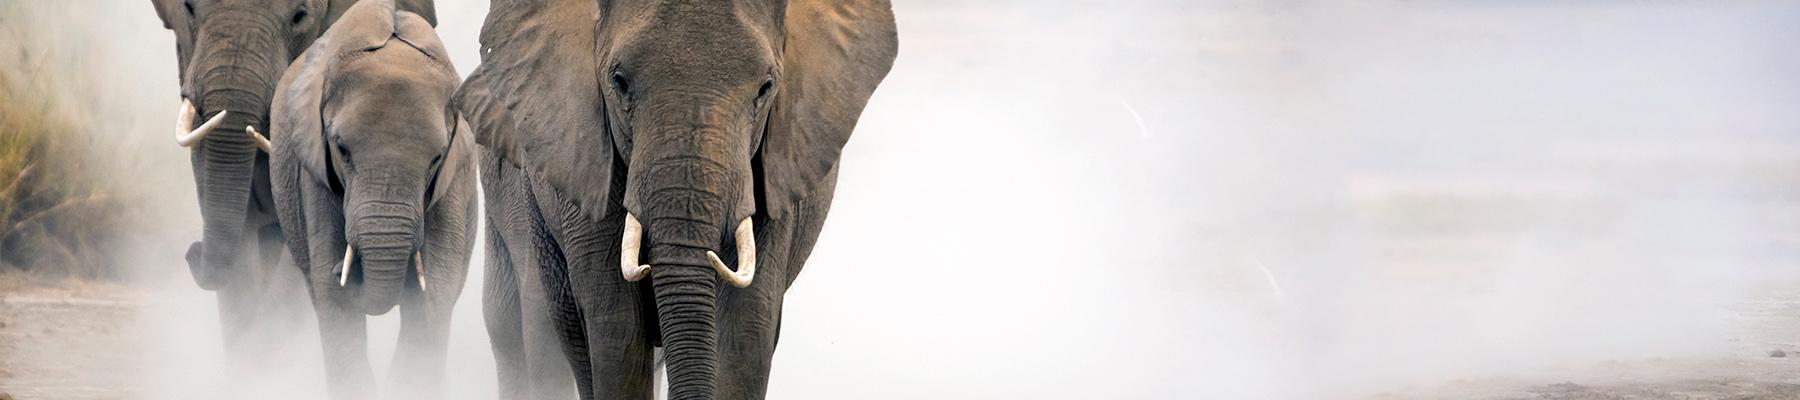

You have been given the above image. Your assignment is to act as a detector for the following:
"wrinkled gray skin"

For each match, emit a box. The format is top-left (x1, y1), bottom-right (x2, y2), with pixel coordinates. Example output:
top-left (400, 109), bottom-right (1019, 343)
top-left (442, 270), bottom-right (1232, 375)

top-left (265, 1), bottom-right (473, 398)
top-left (151, 0), bottom-right (436, 376)
top-left (457, 0), bottom-right (898, 398)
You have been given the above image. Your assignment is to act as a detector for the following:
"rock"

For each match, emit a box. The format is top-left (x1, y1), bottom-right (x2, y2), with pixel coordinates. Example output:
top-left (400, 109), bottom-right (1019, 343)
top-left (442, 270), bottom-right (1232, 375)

top-left (1771, 349), bottom-right (1787, 358)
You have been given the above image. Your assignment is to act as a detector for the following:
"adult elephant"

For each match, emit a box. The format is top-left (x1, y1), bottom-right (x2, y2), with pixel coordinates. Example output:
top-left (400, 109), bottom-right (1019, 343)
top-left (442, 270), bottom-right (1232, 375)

top-left (457, 0), bottom-right (898, 398)
top-left (151, 0), bottom-right (436, 378)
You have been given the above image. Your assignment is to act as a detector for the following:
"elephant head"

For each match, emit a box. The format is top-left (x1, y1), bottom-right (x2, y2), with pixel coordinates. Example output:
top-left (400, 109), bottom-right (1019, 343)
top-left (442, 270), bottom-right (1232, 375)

top-left (264, 0), bottom-right (465, 315)
top-left (153, 0), bottom-right (437, 290)
top-left (458, 0), bottom-right (897, 397)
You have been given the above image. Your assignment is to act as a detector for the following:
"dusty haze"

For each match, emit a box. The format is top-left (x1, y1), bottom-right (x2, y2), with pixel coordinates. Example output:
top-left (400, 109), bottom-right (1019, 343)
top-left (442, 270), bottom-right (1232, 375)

top-left (3, 0), bottom-right (1798, 399)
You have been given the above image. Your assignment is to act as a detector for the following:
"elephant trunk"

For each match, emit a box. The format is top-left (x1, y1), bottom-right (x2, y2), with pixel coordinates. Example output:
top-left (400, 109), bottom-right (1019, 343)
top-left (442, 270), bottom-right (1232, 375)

top-left (189, 78), bottom-right (268, 291)
top-left (184, 7), bottom-right (283, 290)
top-left (632, 149), bottom-right (753, 398)
top-left (347, 203), bottom-right (422, 315)
top-left (648, 220), bottom-right (725, 400)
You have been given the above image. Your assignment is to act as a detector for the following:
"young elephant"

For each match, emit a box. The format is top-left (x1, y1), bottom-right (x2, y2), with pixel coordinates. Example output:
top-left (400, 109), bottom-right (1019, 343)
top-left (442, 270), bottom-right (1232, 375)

top-left (256, 0), bottom-right (474, 398)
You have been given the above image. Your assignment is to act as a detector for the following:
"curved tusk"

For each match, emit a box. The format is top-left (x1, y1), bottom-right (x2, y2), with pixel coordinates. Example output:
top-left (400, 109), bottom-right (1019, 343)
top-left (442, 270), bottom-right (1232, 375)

top-left (175, 100), bottom-right (228, 147)
top-left (339, 245), bottom-right (355, 287)
top-left (246, 126), bottom-right (272, 153)
top-left (708, 217), bottom-right (756, 288)
top-left (414, 251), bottom-right (427, 293)
top-left (620, 213), bottom-right (650, 281)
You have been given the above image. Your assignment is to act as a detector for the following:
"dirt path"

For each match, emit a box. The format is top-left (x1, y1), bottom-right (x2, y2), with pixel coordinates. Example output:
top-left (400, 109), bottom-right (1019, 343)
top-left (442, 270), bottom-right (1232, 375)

top-left (0, 284), bottom-right (144, 400)
top-left (4, 282), bottom-right (1800, 399)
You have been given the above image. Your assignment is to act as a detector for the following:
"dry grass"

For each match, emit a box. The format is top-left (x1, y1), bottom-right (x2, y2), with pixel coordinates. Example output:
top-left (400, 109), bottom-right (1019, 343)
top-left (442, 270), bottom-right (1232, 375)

top-left (0, 10), bottom-right (136, 283)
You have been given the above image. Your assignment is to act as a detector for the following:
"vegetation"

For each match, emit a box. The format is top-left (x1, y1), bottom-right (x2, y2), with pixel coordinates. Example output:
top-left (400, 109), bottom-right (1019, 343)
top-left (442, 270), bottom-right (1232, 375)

top-left (0, 44), bottom-right (133, 282)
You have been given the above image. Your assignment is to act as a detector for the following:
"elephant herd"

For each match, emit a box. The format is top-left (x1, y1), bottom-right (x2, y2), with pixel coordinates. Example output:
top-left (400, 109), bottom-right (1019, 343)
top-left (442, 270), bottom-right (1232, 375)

top-left (153, 0), bottom-right (898, 398)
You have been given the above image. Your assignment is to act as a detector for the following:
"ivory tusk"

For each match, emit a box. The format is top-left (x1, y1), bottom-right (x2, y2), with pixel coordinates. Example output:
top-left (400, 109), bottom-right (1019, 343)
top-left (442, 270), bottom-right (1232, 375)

top-left (708, 217), bottom-right (756, 288)
top-left (414, 251), bottom-right (427, 293)
top-left (175, 100), bottom-right (228, 147)
top-left (246, 126), bottom-right (272, 153)
top-left (621, 213), bottom-right (651, 281)
top-left (339, 246), bottom-right (355, 286)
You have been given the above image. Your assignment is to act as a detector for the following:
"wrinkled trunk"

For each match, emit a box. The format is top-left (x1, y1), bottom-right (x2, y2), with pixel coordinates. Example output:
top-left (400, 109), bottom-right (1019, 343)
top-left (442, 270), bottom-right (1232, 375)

top-left (349, 206), bottom-right (422, 315)
top-left (649, 225), bottom-right (723, 400)
top-left (636, 156), bottom-right (742, 399)
top-left (191, 84), bottom-right (266, 290)
top-left (186, 8), bottom-right (283, 291)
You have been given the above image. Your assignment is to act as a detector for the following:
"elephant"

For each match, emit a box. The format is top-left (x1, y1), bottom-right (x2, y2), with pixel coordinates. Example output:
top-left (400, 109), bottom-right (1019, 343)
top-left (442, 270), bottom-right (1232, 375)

top-left (255, 0), bottom-right (475, 398)
top-left (151, 0), bottom-right (437, 376)
top-left (455, 0), bottom-right (898, 398)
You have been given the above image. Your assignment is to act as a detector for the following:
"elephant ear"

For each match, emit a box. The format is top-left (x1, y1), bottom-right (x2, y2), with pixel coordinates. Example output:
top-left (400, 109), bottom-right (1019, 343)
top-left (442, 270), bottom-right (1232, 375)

top-left (328, 0), bottom-right (437, 27)
top-left (271, 29), bottom-right (333, 185)
top-left (149, 0), bottom-right (182, 30)
top-left (455, 0), bottom-right (616, 223)
top-left (760, 0), bottom-right (899, 219)
top-left (430, 117), bottom-right (472, 209)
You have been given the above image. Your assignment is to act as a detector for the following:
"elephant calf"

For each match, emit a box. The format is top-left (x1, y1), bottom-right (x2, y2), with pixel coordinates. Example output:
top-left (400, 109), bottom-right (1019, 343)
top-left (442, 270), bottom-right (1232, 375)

top-left (256, 0), bottom-right (474, 398)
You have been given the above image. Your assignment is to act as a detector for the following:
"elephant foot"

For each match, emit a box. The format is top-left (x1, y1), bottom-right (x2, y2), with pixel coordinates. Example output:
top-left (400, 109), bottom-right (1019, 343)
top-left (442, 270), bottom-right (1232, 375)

top-left (186, 241), bottom-right (227, 291)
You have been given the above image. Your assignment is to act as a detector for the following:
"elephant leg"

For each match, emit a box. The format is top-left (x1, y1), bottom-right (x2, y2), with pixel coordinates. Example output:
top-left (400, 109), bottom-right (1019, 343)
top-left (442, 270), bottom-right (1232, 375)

top-left (309, 263), bottom-right (376, 400)
top-left (567, 229), bottom-right (655, 400)
top-left (715, 285), bottom-right (786, 400)
top-left (390, 279), bottom-right (457, 398)
top-left (513, 186), bottom-right (586, 399)
top-left (716, 216), bottom-right (802, 399)
top-left (483, 216), bottom-right (530, 399)
top-left (218, 221), bottom-right (314, 393)
top-left (313, 291), bottom-right (375, 399)
top-left (532, 177), bottom-right (655, 400)
top-left (516, 230), bottom-right (580, 399)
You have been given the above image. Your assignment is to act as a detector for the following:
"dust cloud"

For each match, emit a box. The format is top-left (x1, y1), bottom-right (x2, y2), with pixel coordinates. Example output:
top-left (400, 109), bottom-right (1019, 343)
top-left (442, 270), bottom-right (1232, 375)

top-left (8, 1), bottom-right (1799, 399)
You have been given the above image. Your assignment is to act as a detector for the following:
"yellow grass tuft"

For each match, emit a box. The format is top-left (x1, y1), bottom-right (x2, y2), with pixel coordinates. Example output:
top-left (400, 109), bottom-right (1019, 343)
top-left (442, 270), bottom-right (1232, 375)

top-left (0, 42), bottom-right (133, 282)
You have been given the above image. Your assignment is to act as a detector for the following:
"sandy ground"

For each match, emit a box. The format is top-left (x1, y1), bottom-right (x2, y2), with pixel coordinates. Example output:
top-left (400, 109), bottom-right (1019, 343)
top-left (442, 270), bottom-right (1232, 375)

top-left (0, 283), bottom-right (144, 400)
top-left (1, 281), bottom-right (1796, 399)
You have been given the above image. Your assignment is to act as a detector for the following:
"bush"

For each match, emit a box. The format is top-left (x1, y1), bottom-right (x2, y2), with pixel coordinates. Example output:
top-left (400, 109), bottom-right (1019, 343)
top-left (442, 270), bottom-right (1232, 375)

top-left (0, 51), bottom-right (131, 281)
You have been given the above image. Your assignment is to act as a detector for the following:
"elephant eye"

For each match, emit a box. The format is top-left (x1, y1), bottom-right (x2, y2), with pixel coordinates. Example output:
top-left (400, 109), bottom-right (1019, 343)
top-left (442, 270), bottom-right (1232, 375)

top-left (756, 78), bottom-right (774, 103)
top-left (291, 9), bottom-right (309, 26)
top-left (610, 70), bottom-right (632, 100)
top-left (183, 0), bottom-right (195, 17)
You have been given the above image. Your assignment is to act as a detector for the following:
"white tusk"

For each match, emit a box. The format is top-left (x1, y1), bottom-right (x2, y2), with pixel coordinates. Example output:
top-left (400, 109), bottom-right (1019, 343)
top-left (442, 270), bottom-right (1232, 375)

top-left (707, 217), bottom-right (756, 288)
top-left (621, 214), bottom-right (651, 281)
top-left (175, 100), bottom-right (228, 147)
top-left (414, 251), bottom-right (427, 293)
top-left (339, 245), bottom-right (355, 286)
top-left (246, 126), bottom-right (272, 153)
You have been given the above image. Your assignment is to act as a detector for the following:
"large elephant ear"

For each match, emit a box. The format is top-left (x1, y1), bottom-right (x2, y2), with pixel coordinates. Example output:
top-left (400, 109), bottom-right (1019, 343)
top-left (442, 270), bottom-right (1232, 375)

top-left (455, 0), bottom-right (616, 222)
top-left (271, 29), bottom-right (333, 184)
top-left (760, 0), bottom-right (899, 219)
top-left (430, 117), bottom-right (472, 209)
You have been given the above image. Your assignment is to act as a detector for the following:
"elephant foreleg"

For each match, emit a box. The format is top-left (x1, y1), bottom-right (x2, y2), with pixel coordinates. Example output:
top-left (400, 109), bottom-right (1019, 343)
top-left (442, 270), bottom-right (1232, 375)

top-left (391, 279), bottom-right (456, 398)
top-left (483, 216), bottom-right (531, 399)
top-left (532, 175), bottom-right (656, 400)
top-left (312, 286), bottom-right (375, 400)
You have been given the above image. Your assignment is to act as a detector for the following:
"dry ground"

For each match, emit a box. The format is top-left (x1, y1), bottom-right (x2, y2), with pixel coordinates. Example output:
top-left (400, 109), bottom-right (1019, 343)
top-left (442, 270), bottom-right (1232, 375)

top-left (2, 279), bottom-right (1798, 399)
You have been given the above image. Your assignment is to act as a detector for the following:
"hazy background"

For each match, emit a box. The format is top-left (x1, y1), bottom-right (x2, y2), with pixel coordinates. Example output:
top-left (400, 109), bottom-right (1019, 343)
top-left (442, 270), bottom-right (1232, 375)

top-left (3, 0), bottom-right (1799, 399)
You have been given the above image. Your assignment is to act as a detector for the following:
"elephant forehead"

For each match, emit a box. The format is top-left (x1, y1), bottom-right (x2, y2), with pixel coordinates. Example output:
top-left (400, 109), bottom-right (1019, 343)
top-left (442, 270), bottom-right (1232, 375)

top-left (326, 52), bottom-right (454, 149)
top-left (331, 47), bottom-right (456, 108)
top-left (615, 2), bottom-right (777, 83)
